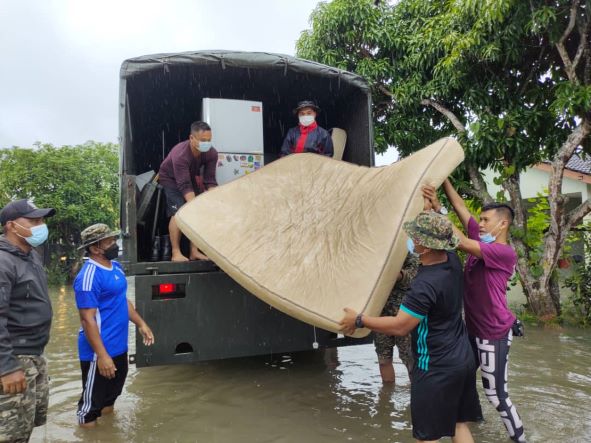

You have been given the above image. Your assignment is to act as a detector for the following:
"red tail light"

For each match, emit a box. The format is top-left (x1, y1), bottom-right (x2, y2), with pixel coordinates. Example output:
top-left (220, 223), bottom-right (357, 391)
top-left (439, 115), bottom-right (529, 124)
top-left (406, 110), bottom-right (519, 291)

top-left (159, 283), bottom-right (176, 294)
top-left (152, 283), bottom-right (185, 300)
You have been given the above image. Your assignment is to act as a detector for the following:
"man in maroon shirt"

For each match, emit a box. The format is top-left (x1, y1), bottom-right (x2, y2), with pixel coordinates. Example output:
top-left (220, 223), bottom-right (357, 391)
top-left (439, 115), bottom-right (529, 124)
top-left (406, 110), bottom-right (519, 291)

top-left (423, 181), bottom-right (526, 443)
top-left (158, 121), bottom-right (218, 261)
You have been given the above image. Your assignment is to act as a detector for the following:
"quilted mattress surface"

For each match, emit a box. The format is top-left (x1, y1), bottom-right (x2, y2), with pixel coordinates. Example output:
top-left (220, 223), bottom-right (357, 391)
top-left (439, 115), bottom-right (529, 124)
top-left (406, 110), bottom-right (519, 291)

top-left (176, 137), bottom-right (464, 337)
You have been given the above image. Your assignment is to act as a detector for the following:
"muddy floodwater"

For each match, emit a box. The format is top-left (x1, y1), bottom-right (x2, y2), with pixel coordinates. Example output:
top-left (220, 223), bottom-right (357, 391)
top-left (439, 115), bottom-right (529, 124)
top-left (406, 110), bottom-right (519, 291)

top-left (30, 284), bottom-right (591, 443)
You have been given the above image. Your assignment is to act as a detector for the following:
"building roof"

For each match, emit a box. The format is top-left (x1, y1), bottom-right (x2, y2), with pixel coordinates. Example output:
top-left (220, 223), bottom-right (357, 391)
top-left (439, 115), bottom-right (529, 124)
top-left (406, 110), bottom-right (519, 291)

top-left (565, 154), bottom-right (591, 175)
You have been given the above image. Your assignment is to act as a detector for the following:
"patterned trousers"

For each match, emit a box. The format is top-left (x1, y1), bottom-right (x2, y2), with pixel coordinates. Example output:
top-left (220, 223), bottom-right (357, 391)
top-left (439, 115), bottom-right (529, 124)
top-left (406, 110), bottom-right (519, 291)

top-left (0, 355), bottom-right (48, 443)
top-left (473, 331), bottom-right (526, 443)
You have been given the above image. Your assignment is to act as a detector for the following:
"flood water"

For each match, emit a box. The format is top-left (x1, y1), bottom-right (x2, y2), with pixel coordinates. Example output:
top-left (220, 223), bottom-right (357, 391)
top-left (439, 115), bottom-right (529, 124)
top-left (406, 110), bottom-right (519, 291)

top-left (30, 284), bottom-right (591, 443)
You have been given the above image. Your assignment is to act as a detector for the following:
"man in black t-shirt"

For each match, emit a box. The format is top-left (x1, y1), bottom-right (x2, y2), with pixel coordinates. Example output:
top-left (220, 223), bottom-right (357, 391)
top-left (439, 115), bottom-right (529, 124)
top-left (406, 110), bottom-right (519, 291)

top-left (340, 211), bottom-right (482, 442)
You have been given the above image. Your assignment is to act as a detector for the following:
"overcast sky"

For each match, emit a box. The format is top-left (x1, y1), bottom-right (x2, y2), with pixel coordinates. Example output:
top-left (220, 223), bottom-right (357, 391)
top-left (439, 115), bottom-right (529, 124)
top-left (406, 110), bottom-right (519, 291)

top-left (0, 0), bottom-right (396, 164)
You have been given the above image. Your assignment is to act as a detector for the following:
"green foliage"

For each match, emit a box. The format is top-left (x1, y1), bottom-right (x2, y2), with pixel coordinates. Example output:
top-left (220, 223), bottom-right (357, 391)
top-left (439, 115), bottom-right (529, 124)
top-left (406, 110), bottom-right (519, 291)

top-left (297, 0), bottom-right (590, 165)
top-left (297, 0), bottom-right (590, 317)
top-left (513, 190), bottom-right (579, 279)
top-left (0, 141), bottom-right (119, 280)
top-left (446, 195), bottom-right (481, 264)
top-left (45, 253), bottom-right (69, 286)
top-left (518, 192), bottom-right (551, 279)
top-left (514, 307), bottom-right (540, 326)
top-left (563, 229), bottom-right (591, 326)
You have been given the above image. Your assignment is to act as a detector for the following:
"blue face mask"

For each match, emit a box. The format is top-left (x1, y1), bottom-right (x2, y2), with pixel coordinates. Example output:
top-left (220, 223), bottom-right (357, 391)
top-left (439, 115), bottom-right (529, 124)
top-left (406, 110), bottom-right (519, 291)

top-left (479, 222), bottom-right (502, 244)
top-left (406, 238), bottom-right (415, 254)
top-left (16, 222), bottom-right (49, 247)
top-left (198, 141), bottom-right (212, 152)
top-left (479, 233), bottom-right (495, 244)
top-left (406, 238), bottom-right (426, 257)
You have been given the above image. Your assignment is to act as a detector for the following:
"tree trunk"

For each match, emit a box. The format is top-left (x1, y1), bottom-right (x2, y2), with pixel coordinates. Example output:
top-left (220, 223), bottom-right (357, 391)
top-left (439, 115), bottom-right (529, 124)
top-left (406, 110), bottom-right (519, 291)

top-left (549, 273), bottom-right (562, 316)
top-left (525, 285), bottom-right (559, 318)
top-left (503, 171), bottom-right (560, 317)
top-left (513, 247), bottom-right (558, 317)
top-left (516, 229), bottom-right (565, 319)
top-left (421, 99), bottom-right (590, 321)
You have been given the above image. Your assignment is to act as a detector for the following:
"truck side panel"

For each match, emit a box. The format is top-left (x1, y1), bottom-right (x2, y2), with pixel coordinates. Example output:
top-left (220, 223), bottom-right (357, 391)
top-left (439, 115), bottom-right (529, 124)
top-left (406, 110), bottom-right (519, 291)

top-left (134, 271), bottom-right (339, 367)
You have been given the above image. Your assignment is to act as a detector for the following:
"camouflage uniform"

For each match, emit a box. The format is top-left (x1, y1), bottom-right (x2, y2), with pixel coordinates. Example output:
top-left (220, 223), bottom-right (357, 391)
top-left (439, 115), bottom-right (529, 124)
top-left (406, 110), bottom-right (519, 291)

top-left (374, 253), bottom-right (420, 375)
top-left (0, 355), bottom-right (49, 443)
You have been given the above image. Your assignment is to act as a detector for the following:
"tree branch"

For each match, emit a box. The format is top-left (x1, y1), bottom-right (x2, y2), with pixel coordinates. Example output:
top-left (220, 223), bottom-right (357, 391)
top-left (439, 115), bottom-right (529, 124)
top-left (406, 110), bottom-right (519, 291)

top-left (566, 198), bottom-right (591, 231)
top-left (572, 16), bottom-right (590, 73)
top-left (467, 164), bottom-right (494, 204)
top-left (519, 45), bottom-right (545, 96)
top-left (543, 118), bottom-right (591, 285)
top-left (503, 172), bottom-right (526, 229)
top-left (556, 0), bottom-right (581, 84)
top-left (549, 118), bottom-right (591, 201)
top-left (359, 47), bottom-right (373, 59)
top-left (378, 85), bottom-right (394, 98)
top-left (420, 98), bottom-right (493, 203)
top-left (420, 99), bottom-right (466, 132)
top-left (502, 171), bottom-right (534, 275)
top-left (585, 41), bottom-right (591, 85)
top-left (585, 8), bottom-right (591, 85)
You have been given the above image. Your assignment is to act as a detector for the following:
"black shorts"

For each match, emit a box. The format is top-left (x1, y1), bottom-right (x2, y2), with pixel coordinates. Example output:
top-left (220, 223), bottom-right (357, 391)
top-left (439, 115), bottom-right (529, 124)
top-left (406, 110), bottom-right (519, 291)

top-left (163, 186), bottom-right (187, 217)
top-left (410, 362), bottom-right (483, 440)
top-left (77, 353), bottom-right (128, 424)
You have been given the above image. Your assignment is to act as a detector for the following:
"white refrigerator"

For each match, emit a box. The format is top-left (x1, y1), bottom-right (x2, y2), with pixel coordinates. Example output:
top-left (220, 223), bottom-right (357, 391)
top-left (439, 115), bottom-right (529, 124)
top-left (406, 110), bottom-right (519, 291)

top-left (202, 98), bottom-right (265, 186)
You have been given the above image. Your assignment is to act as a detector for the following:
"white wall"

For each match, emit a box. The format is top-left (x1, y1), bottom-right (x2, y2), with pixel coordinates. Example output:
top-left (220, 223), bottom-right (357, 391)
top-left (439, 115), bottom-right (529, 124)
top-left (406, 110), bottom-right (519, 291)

top-left (483, 167), bottom-right (590, 201)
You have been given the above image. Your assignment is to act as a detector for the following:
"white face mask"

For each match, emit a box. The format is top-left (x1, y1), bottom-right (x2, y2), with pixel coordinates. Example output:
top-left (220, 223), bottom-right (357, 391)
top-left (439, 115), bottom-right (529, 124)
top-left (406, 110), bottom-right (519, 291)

top-left (299, 115), bottom-right (315, 127)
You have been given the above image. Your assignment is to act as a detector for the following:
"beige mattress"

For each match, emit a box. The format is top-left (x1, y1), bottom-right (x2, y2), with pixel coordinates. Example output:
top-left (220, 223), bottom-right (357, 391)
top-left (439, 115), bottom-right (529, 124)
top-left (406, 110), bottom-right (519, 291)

top-left (176, 137), bottom-right (464, 337)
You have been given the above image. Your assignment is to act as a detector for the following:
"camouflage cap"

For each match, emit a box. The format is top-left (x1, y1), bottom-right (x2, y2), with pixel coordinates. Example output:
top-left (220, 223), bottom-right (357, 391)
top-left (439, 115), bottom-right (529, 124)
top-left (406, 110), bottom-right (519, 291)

top-left (403, 211), bottom-right (459, 251)
top-left (78, 223), bottom-right (121, 250)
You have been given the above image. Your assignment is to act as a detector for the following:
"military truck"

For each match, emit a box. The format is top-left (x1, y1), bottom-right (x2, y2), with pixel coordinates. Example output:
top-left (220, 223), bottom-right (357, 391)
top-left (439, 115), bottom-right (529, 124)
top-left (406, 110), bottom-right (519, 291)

top-left (118, 50), bottom-right (375, 367)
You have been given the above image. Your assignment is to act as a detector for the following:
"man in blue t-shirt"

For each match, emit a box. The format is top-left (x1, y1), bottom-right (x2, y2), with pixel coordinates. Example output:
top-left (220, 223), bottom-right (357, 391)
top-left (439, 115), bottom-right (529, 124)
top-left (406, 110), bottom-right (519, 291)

top-left (340, 211), bottom-right (482, 442)
top-left (73, 223), bottom-right (154, 427)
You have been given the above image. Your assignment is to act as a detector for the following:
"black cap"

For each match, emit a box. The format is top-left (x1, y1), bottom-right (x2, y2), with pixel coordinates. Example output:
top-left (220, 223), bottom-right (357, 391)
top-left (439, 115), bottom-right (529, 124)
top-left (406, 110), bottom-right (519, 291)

top-left (0, 199), bottom-right (56, 226)
top-left (293, 100), bottom-right (320, 115)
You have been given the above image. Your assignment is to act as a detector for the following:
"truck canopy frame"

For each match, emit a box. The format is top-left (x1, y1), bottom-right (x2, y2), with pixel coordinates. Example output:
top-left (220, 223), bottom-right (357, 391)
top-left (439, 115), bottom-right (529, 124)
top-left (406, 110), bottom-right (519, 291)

top-left (119, 50), bottom-right (374, 179)
top-left (118, 51), bottom-right (376, 366)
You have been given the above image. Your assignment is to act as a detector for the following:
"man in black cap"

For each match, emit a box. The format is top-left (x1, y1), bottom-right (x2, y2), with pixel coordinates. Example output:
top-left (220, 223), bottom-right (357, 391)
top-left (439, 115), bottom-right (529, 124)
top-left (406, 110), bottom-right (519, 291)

top-left (0, 198), bottom-right (55, 442)
top-left (279, 100), bottom-right (334, 157)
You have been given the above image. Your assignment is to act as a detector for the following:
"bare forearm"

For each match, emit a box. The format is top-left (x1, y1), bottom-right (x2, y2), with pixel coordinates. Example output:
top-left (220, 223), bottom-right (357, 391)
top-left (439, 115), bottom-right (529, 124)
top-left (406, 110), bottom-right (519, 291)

top-left (81, 319), bottom-right (109, 358)
top-left (451, 225), bottom-right (482, 258)
top-left (183, 191), bottom-right (196, 202)
top-left (451, 224), bottom-right (467, 242)
top-left (442, 180), bottom-right (471, 227)
top-left (128, 300), bottom-right (146, 327)
top-left (443, 179), bottom-right (465, 211)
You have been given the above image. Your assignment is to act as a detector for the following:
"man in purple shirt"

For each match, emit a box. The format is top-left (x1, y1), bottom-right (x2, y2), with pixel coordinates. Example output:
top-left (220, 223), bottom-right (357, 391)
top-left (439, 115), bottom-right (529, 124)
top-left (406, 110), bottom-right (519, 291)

top-left (159, 121), bottom-right (218, 261)
top-left (424, 180), bottom-right (526, 443)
